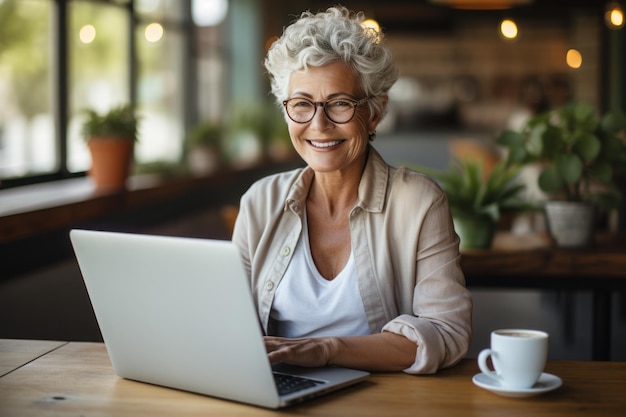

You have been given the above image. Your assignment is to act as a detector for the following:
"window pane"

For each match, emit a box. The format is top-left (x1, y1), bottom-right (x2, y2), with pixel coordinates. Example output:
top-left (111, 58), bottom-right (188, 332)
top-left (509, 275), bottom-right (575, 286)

top-left (0, 0), bottom-right (54, 181)
top-left (136, 21), bottom-right (185, 164)
top-left (136, 0), bottom-right (185, 21)
top-left (197, 26), bottom-right (226, 123)
top-left (67, 1), bottom-right (130, 173)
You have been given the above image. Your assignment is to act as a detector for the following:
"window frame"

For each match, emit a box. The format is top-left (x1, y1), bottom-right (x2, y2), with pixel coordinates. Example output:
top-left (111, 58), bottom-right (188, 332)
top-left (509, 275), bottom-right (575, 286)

top-left (0, 0), bottom-right (196, 189)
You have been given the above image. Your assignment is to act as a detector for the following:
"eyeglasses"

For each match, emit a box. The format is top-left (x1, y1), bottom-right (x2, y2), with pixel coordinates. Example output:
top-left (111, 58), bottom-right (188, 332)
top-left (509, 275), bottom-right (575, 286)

top-left (282, 96), bottom-right (370, 124)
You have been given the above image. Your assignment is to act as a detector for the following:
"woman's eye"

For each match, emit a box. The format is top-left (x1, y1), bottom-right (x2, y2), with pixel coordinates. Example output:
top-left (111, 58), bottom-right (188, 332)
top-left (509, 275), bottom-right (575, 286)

top-left (328, 100), bottom-right (351, 108)
top-left (292, 100), bottom-right (313, 108)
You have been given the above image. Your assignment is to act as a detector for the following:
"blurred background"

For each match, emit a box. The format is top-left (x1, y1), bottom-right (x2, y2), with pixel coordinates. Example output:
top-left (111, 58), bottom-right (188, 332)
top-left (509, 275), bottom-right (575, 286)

top-left (0, 0), bottom-right (625, 361)
top-left (1, 0), bottom-right (621, 183)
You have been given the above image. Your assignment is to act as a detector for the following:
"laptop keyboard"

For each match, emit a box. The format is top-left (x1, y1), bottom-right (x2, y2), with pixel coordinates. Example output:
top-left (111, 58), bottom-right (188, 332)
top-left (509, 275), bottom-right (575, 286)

top-left (273, 372), bottom-right (324, 395)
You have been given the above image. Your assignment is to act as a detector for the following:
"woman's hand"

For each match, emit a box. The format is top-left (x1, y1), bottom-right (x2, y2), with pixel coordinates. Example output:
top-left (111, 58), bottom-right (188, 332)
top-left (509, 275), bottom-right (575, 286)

top-left (264, 336), bottom-right (336, 367)
top-left (264, 332), bottom-right (417, 371)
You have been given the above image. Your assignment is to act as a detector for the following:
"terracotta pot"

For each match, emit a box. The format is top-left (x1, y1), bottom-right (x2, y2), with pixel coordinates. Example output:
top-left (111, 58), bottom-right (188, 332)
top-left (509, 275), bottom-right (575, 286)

top-left (87, 137), bottom-right (134, 190)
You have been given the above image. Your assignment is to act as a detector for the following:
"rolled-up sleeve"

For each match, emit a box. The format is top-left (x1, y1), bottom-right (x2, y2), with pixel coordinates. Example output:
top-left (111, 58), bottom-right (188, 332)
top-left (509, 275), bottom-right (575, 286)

top-left (381, 186), bottom-right (472, 374)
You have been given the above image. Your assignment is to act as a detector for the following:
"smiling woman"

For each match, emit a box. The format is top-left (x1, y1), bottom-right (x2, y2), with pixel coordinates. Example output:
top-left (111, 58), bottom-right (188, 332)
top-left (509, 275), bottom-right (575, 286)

top-left (232, 6), bottom-right (472, 375)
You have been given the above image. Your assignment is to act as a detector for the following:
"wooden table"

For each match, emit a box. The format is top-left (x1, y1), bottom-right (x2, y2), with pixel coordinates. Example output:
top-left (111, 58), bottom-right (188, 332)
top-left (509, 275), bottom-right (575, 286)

top-left (461, 232), bottom-right (626, 361)
top-left (1, 340), bottom-right (625, 417)
top-left (0, 339), bottom-right (67, 377)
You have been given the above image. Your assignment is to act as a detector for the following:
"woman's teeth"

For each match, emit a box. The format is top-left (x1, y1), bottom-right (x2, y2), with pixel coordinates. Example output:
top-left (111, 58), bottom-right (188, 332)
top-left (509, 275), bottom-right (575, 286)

top-left (310, 140), bottom-right (343, 148)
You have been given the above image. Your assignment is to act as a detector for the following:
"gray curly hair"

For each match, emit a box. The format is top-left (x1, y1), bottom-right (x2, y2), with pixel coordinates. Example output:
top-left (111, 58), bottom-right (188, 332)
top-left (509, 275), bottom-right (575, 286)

top-left (264, 6), bottom-right (399, 121)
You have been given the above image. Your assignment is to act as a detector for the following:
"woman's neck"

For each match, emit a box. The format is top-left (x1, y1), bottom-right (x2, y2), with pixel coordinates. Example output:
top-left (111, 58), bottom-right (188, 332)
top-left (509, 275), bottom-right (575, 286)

top-left (307, 151), bottom-right (367, 218)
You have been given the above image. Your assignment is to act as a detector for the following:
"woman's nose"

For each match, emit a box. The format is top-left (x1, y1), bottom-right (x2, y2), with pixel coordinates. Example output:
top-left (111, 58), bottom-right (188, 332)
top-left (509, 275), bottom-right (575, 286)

top-left (309, 103), bottom-right (334, 130)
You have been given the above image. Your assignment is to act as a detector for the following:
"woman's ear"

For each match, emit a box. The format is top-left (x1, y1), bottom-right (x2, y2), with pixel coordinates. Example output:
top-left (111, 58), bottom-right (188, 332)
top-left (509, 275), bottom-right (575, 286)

top-left (369, 95), bottom-right (388, 132)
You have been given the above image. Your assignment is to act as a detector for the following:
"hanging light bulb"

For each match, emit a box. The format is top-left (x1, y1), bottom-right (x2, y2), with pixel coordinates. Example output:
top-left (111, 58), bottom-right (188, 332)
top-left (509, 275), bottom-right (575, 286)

top-left (192, 0), bottom-right (228, 27)
top-left (361, 18), bottom-right (381, 42)
top-left (79, 25), bottom-right (96, 44)
top-left (566, 49), bottom-right (583, 69)
top-left (605, 2), bottom-right (625, 30)
top-left (500, 18), bottom-right (518, 40)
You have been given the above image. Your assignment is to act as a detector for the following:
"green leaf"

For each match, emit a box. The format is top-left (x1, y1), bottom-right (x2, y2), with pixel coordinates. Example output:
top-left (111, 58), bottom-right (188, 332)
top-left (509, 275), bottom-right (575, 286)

top-left (589, 161), bottom-right (613, 183)
top-left (496, 130), bottom-right (524, 147)
top-left (600, 110), bottom-right (626, 134)
top-left (569, 102), bottom-right (598, 130)
top-left (81, 104), bottom-right (138, 142)
top-left (601, 135), bottom-right (626, 161)
top-left (556, 154), bottom-right (583, 184)
top-left (538, 164), bottom-right (564, 193)
top-left (540, 125), bottom-right (562, 158)
top-left (477, 203), bottom-right (500, 223)
top-left (506, 143), bottom-right (529, 165)
top-left (572, 132), bottom-right (600, 160)
top-left (498, 183), bottom-right (526, 202)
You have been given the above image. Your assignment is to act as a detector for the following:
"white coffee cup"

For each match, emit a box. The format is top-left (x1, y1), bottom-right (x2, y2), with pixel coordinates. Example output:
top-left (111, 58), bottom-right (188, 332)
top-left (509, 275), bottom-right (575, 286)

top-left (478, 329), bottom-right (548, 389)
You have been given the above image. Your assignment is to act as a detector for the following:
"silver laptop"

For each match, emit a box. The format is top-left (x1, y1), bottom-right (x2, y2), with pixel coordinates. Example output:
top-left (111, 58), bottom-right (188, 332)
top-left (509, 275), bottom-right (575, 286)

top-left (70, 229), bottom-right (369, 409)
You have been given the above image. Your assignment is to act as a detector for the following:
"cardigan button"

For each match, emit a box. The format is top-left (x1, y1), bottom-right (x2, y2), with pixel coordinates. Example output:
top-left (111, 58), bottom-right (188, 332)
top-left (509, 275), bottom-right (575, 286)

top-left (281, 246), bottom-right (291, 256)
top-left (265, 281), bottom-right (275, 291)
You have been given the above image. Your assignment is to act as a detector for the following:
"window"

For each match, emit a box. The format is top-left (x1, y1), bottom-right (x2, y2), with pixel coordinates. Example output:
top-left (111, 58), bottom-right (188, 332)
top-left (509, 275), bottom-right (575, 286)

top-left (0, 0), bottom-right (54, 181)
top-left (135, 4), bottom-right (187, 165)
top-left (67, 1), bottom-right (130, 173)
top-left (0, 0), bottom-right (225, 188)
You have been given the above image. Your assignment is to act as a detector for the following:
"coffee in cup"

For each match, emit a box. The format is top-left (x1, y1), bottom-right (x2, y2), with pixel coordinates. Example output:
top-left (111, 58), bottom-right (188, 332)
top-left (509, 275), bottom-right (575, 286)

top-left (477, 329), bottom-right (548, 389)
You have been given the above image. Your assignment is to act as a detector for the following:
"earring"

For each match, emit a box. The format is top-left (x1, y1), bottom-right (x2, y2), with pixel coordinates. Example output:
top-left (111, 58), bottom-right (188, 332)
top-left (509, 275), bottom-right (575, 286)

top-left (369, 131), bottom-right (377, 141)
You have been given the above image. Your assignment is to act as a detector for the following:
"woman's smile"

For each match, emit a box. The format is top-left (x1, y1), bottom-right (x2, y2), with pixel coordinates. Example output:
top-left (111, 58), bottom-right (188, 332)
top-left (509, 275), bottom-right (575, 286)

top-left (307, 139), bottom-right (345, 149)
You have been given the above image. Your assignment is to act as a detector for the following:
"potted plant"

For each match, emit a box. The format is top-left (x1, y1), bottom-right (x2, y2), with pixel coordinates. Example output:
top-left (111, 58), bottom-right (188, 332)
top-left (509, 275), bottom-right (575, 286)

top-left (185, 121), bottom-right (224, 176)
top-left (224, 101), bottom-right (297, 166)
top-left (266, 106), bottom-right (295, 161)
top-left (496, 101), bottom-right (626, 247)
top-left (81, 104), bottom-right (138, 190)
top-left (411, 159), bottom-right (529, 250)
top-left (226, 101), bottom-right (273, 167)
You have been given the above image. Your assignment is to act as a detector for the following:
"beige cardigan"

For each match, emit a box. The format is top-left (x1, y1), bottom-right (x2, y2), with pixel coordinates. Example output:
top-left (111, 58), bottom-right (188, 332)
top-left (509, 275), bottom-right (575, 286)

top-left (232, 146), bottom-right (472, 374)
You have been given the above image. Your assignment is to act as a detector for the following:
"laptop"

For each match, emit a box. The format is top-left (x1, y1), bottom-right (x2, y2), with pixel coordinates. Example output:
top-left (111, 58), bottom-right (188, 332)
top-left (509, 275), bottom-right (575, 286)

top-left (69, 229), bottom-right (369, 409)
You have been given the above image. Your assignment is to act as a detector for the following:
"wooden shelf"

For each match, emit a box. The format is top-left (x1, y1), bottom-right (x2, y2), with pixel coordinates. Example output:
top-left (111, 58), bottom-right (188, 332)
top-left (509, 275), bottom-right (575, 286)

top-left (461, 231), bottom-right (626, 280)
top-left (0, 160), bottom-right (303, 245)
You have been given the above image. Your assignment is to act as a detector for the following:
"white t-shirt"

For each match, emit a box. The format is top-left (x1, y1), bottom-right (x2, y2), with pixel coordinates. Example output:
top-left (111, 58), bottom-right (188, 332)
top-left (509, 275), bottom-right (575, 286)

top-left (270, 219), bottom-right (370, 338)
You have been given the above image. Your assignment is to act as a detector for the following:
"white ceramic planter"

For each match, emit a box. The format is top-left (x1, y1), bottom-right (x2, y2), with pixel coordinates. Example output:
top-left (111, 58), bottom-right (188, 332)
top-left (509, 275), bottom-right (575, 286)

top-left (544, 201), bottom-right (595, 248)
top-left (188, 146), bottom-right (220, 176)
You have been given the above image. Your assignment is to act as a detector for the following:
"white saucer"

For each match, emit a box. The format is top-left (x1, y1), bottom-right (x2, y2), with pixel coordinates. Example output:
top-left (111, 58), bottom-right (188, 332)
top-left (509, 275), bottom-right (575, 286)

top-left (472, 372), bottom-right (562, 398)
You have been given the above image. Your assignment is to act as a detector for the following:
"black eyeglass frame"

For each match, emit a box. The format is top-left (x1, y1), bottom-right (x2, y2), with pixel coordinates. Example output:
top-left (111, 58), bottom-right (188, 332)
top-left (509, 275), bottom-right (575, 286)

top-left (282, 96), bottom-right (370, 124)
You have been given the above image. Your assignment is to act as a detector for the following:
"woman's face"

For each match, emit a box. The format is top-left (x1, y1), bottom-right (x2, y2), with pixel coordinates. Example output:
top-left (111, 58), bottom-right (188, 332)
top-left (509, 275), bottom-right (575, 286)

top-left (285, 62), bottom-right (380, 175)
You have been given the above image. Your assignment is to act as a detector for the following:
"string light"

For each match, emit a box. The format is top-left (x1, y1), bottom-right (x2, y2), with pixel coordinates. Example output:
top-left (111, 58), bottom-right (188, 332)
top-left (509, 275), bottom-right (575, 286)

top-left (79, 25), bottom-right (96, 44)
top-left (605, 2), bottom-right (624, 29)
top-left (499, 19), bottom-right (518, 40)
top-left (566, 49), bottom-right (583, 69)
top-left (145, 23), bottom-right (164, 43)
top-left (361, 18), bottom-right (381, 42)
